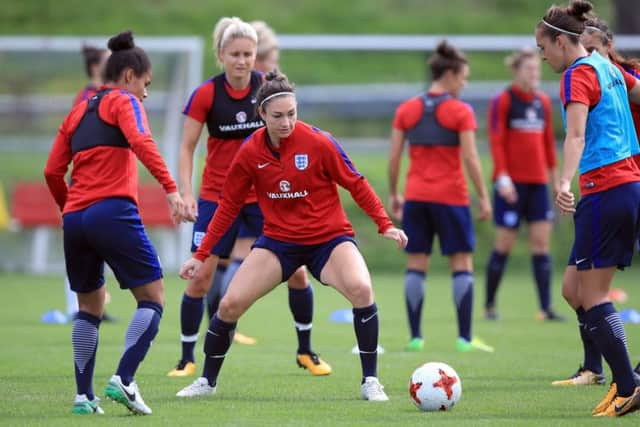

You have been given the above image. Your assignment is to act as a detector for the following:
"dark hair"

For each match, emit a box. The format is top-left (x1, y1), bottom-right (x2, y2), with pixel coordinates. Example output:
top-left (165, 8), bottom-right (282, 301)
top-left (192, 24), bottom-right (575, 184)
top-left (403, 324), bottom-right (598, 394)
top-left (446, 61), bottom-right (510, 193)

top-left (583, 17), bottom-right (640, 70)
top-left (81, 45), bottom-right (107, 78)
top-left (256, 70), bottom-right (295, 110)
top-left (103, 31), bottom-right (151, 83)
top-left (428, 40), bottom-right (467, 81)
top-left (537, 0), bottom-right (594, 43)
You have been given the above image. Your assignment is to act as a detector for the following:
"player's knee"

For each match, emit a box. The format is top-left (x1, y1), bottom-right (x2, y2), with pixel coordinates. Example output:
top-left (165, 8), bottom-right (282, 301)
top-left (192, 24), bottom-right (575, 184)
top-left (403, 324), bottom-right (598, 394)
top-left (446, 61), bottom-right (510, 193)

top-left (217, 295), bottom-right (244, 322)
top-left (347, 282), bottom-right (374, 307)
top-left (187, 275), bottom-right (211, 298)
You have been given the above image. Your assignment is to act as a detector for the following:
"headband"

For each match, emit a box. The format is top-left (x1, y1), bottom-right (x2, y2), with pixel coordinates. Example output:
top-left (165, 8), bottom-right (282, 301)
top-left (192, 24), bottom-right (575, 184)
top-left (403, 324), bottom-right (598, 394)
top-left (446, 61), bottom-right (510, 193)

top-left (259, 91), bottom-right (295, 108)
top-left (584, 25), bottom-right (605, 34)
top-left (541, 19), bottom-right (581, 37)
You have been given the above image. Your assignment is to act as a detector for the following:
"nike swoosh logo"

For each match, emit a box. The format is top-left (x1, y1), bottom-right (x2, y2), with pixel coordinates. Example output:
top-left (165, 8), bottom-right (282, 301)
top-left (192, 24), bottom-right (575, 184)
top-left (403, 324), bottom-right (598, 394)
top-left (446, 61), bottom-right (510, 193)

top-left (361, 312), bottom-right (378, 323)
top-left (575, 258), bottom-right (587, 265)
top-left (122, 385), bottom-right (136, 401)
top-left (258, 162), bottom-right (270, 169)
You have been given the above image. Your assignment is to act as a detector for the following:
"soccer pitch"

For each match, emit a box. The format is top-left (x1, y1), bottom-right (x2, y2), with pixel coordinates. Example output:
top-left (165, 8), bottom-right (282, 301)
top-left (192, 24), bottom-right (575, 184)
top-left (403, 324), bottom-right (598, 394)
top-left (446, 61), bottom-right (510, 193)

top-left (1, 270), bottom-right (639, 426)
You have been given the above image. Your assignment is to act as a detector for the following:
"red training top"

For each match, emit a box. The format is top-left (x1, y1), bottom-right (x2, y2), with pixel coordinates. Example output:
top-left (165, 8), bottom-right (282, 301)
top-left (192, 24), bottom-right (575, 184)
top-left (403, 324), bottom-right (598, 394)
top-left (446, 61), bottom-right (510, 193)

top-left (194, 121), bottom-right (393, 261)
top-left (44, 86), bottom-right (177, 213)
top-left (487, 84), bottom-right (556, 183)
top-left (182, 77), bottom-right (259, 203)
top-left (392, 91), bottom-right (477, 206)
top-left (560, 63), bottom-right (640, 195)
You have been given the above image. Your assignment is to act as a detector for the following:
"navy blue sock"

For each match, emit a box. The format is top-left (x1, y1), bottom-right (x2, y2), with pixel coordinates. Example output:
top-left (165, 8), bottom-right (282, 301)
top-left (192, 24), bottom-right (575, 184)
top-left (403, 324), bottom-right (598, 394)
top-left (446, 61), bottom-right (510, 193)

top-left (72, 311), bottom-right (101, 400)
top-left (584, 302), bottom-right (636, 396)
top-left (405, 269), bottom-right (425, 339)
top-left (115, 301), bottom-right (162, 385)
top-left (485, 251), bottom-right (507, 308)
top-left (206, 265), bottom-right (227, 319)
top-left (576, 307), bottom-right (602, 374)
top-left (353, 303), bottom-right (378, 380)
top-left (180, 293), bottom-right (204, 363)
top-left (453, 271), bottom-right (473, 341)
top-left (532, 254), bottom-right (552, 311)
top-left (202, 314), bottom-right (237, 387)
top-left (288, 285), bottom-right (313, 354)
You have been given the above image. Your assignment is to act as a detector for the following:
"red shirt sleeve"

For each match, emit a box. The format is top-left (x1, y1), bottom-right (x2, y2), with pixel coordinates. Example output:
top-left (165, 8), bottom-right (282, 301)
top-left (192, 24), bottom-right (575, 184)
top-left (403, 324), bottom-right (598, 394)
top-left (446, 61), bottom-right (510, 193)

top-left (540, 93), bottom-right (557, 169)
top-left (319, 132), bottom-right (393, 233)
top-left (561, 64), bottom-right (600, 107)
top-left (487, 92), bottom-right (510, 177)
top-left (105, 92), bottom-right (177, 194)
top-left (195, 146), bottom-right (253, 261)
top-left (44, 110), bottom-right (78, 210)
top-left (392, 98), bottom-right (423, 131)
top-left (449, 100), bottom-right (477, 131)
top-left (182, 81), bottom-right (214, 123)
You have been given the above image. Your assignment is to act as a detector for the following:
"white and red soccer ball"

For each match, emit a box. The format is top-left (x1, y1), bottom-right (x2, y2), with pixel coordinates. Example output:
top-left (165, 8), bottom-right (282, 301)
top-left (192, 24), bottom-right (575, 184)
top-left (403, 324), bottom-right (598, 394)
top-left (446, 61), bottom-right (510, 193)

top-left (409, 362), bottom-right (462, 411)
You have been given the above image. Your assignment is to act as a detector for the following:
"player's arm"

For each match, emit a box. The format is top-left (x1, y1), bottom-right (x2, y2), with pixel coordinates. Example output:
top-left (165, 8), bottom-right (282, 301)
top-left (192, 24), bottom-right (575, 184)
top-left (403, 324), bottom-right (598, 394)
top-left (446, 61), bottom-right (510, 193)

top-left (388, 127), bottom-right (406, 221)
top-left (114, 95), bottom-right (185, 223)
top-left (542, 95), bottom-right (559, 194)
top-left (193, 150), bottom-right (254, 262)
top-left (179, 116), bottom-right (205, 221)
top-left (626, 75), bottom-right (640, 105)
top-left (556, 102), bottom-right (587, 214)
top-left (488, 94), bottom-right (517, 203)
top-left (44, 117), bottom-right (73, 211)
top-left (460, 130), bottom-right (491, 220)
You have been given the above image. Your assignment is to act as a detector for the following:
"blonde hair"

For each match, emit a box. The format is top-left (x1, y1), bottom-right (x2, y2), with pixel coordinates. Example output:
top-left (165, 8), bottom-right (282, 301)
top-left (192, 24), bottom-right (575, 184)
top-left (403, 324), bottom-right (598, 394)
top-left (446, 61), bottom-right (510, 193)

top-left (212, 17), bottom-right (258, 67)
top-left (504, 48), bottom-right (538, 71)
top-left (250, 20), bottom-right (279, 60)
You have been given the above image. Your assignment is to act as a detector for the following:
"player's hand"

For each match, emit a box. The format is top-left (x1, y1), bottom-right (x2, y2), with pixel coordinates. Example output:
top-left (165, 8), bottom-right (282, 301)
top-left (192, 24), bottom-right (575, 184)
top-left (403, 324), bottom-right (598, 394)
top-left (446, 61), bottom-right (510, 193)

top-left (179, 257), bottom-right (203, 280)
top-left (181, 191), bottom-right (198, 222)
top-left (383, 227), bottom-right (408, 249)
top-left (167, 192), bottom-right (187, 224)
top-left (555, 179), bottom-right (575, 215)
top-left (496, 174), bottom-right (517, 204)
top-left (477, 195), bottom-right (492, 221)
top-left (388, 194), bottom-right (404, 221)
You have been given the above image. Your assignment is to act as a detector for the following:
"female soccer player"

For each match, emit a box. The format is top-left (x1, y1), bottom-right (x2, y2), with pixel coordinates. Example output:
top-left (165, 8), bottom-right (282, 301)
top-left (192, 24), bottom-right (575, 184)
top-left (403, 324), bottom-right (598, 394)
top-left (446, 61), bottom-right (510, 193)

top-left (251, 20), bottom-right (279, 73)
top-left (44, 31), bottom-right (185, 415)
top-left (388, 40), bottom-right (493, 353)
top-left (175, 70), bottom-right (407, 401)
top-left (536, 0), bottom-right (640, 416)
top-left (169, 17), bottom-right (329, 379)
top-left (484, 48), bottom-right (564, 322)
top-left (552, 15), bottom-right (640, 388)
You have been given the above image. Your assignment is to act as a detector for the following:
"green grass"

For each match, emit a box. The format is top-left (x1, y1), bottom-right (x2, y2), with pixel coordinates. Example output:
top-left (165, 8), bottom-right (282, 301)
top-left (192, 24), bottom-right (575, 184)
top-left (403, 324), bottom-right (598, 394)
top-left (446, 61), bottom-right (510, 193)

top-left (1, 270), bottom-right (639, 426)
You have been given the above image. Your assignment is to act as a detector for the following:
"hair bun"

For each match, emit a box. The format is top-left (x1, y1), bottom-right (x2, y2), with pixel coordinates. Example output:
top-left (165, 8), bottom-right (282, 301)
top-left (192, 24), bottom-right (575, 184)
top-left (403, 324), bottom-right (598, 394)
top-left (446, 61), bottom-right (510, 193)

top-left (435, 40), bottom-right (457, 59)
top-left (567, 0), bottom-right (593, 19)
top-left (108, 31), bottom-right (135, 52)
top-left (265, 69), bottom-right (287, 82)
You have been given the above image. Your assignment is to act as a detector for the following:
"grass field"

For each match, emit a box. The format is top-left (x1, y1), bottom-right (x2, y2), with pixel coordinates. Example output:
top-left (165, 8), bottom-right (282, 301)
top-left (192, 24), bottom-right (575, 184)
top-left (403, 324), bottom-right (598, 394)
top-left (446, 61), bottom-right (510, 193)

top-left (1, 269), bottom-right (639, 426)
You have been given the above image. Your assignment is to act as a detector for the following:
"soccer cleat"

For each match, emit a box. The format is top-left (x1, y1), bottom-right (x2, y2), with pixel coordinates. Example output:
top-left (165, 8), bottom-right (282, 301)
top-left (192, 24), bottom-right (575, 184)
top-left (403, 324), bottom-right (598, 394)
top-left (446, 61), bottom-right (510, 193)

top-left (405, 337), bottom-right (425, 352)
top-left (296, 352), bottom-right (332, 376)
top-left (592, 382), bottom-right (617, 415)
top-left (536, 309), bottom-right (567, 322)
top-left (361, 377), bottom-right (389, 401)
top-left (167, 360), bottom-right (196, 377)
top-left (551, 366), bottom-right (606, 386)
top-left (72, 394), bottom-right (104, 415)
top-left (233, 332), bottom-right (257, 345)
top-left (104, 375), bottom-right (151, 415)
top-left (594, 386), bottom-right (640, 417)
top-left (176, 377), bottom-right (216, 397)
top-left (484, 307), bottom-right (500, 321)
top-left (634, 362), bottom-right (640, 377)
top-left (456, 337), bottom-right (495, 353)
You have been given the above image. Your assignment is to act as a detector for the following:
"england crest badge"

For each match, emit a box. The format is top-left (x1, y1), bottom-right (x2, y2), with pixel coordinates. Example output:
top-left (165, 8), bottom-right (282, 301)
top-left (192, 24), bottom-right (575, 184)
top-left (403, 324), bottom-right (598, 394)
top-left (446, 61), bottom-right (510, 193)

top-left (294, 154), bottom-right (308, 170)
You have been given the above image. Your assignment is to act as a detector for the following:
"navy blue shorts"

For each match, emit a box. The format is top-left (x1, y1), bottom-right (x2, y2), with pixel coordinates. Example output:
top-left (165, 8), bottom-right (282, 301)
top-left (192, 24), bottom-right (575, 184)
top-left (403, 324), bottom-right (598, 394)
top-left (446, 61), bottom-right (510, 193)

top-left (252, 235), bottom-right (357, 282)
top-left (568, 181), bottom-right (640, 270)
top-left (493, 183), bottom-right (553, 229)
top-left (191, 200), bottom-right (263, 256)
top-left (63, 198), bottom-right (162, 293)
top-left (402, 201), bottom-right (474, 256)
